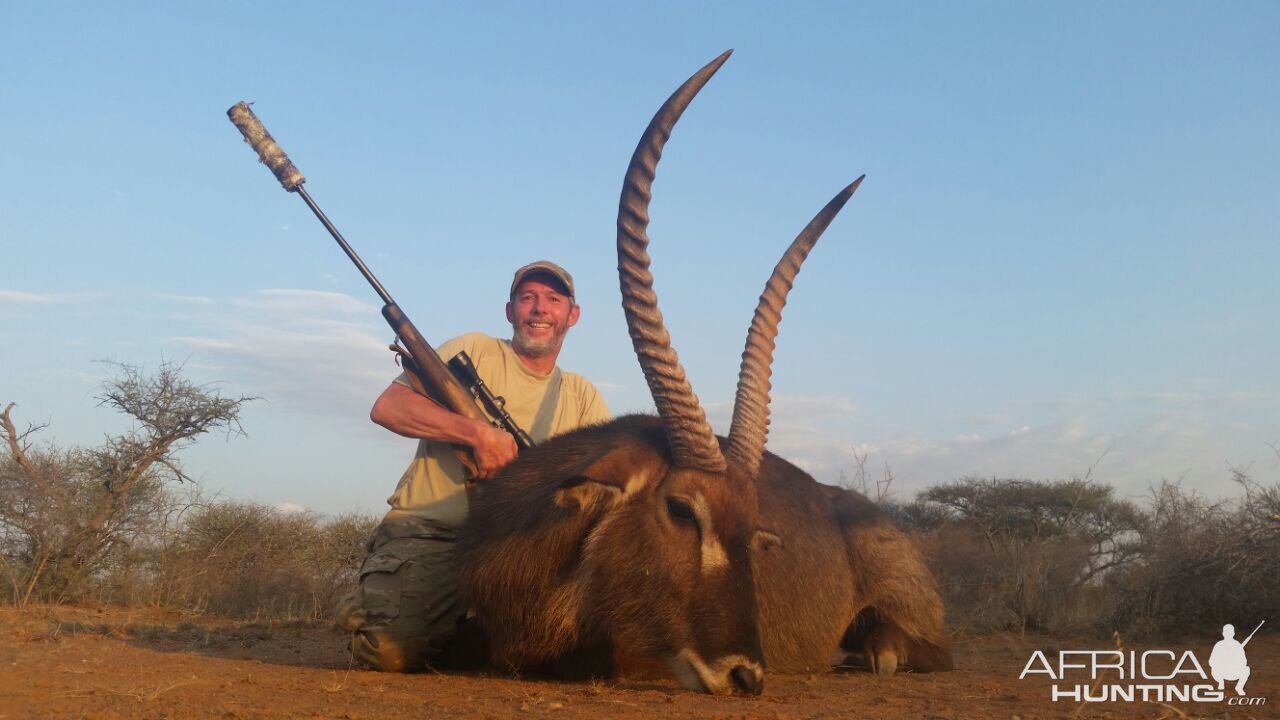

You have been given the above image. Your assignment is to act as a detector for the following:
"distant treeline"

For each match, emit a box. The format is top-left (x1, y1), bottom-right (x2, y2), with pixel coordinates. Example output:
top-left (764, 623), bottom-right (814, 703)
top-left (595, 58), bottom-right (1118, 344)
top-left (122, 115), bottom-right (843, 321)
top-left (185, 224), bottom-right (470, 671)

top-left (3, 364), bottom-right (1277, 636)
top-left (883, 473), bottom-right (1278, 638)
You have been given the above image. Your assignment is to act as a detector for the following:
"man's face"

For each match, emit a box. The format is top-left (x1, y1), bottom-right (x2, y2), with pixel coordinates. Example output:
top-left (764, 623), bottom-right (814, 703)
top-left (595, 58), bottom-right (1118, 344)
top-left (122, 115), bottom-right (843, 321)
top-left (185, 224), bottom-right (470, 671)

top-left (506, 276), bottom-right (580, 359)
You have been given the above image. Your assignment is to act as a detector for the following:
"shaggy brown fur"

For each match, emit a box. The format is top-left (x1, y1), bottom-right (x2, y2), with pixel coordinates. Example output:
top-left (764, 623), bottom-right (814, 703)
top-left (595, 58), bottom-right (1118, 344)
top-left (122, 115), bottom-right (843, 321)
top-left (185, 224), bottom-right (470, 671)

top-left (457, 415), bottom-right (952, 690)
top-left (457, 52), bottom-right (952, 693)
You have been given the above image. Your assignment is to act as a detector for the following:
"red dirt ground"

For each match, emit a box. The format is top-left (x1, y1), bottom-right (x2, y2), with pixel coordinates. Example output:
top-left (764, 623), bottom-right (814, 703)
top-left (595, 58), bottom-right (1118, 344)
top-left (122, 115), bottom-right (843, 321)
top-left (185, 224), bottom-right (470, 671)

top-left (1, 606), bottom-right (1274, 719)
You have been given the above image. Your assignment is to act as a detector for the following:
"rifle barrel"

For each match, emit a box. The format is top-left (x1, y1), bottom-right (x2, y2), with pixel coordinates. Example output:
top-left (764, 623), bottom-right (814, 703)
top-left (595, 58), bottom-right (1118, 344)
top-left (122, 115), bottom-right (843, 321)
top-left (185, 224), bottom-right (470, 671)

top-left (1242, 619), bottom-right (1265, 646)
top-left (296, 185), bottom-right (395, 308)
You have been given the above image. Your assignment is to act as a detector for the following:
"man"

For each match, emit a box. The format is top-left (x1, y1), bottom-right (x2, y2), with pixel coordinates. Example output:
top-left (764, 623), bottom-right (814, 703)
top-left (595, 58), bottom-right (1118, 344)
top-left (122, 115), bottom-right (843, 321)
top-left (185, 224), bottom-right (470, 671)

top-left (1209, 624), bottom-right (1252, 696)
top-left (337, 260), bottom-right (611, 672)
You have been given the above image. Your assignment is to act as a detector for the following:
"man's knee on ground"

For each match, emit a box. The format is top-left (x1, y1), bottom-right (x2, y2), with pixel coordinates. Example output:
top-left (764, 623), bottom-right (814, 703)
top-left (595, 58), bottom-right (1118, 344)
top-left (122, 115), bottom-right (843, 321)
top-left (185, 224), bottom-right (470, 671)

top-left (339, 534), bottom-right (464, 673)
top-left (351, 629), bottom-right (437, 673)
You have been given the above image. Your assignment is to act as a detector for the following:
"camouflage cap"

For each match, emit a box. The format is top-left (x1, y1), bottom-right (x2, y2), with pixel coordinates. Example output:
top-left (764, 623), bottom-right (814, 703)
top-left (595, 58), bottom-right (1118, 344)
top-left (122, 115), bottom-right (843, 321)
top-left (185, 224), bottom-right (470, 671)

top-left (510, 260), bottom-right (575, 299)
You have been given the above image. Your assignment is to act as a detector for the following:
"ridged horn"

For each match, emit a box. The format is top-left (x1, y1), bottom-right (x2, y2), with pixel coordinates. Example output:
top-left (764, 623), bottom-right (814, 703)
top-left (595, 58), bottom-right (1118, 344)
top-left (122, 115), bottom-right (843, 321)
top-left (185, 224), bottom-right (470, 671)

top-left (617, 50), bottom-right (732, 473)
top-left (724, 176), bottom-right (865, 478)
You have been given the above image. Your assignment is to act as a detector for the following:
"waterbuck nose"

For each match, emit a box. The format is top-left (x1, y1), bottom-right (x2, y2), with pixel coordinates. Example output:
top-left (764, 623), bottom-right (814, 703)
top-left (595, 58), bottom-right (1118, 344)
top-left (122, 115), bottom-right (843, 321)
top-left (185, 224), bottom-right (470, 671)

top-left (730, 665), bottom-right (763, 695)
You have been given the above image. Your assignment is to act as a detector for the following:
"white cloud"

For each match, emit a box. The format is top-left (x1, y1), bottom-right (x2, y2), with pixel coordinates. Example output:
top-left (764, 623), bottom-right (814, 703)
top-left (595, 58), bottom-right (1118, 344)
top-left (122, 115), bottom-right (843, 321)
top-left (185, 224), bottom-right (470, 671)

top-left (0, 290), bottom-right (104, 306)
top-left (885, 434), bottom-right (953, 460)
top-left (275, 502), bottom-right (308, 514)
top-left (750, 389), bottom-right (1278, 500)
top-left (757, 394), bottom-right (863, 480)
top-left (170, 288), bottom-right (394, 417)
top-left (0, 290), bottom-right (57, 304)
top-left (176, 338), bottom-right (238, 351)
top-left (153, 293), bottom-right (215, 306)
top-left (233, 288), bottom-right (377, 317)
top-left (847, 442), bottom-right (881, 457)
top-left (163, 288), bottom-right (1278, 504)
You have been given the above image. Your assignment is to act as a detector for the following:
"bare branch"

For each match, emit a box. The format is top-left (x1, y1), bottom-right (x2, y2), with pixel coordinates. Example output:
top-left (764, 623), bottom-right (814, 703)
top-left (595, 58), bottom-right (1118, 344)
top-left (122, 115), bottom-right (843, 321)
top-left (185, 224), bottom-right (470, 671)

top-left (2, 403), bottom-right (46, 488)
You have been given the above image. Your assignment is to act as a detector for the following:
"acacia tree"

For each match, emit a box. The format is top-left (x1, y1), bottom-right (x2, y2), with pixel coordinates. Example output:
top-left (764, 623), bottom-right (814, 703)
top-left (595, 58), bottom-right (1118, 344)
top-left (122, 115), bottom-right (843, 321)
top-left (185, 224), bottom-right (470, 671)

top-left (0, 362), bottom-right (251, 606)
top-left (915, 477), bottom-right (1145, 632)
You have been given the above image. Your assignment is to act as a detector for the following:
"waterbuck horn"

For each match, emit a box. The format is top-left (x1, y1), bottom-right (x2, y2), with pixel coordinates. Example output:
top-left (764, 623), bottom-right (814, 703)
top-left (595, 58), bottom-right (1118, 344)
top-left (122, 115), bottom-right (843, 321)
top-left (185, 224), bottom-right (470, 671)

top-left (617, 50), bottom-right (732, 473)
top-left (724, 176), bottom-right (865, 478)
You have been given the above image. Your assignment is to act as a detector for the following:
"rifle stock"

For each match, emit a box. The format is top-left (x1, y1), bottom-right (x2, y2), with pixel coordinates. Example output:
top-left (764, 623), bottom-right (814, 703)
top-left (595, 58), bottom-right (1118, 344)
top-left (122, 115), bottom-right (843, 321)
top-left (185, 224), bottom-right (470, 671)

top-left (382, 303), bottom-right (489, 423)
top-left (382, 304), bottom-right (488, 476)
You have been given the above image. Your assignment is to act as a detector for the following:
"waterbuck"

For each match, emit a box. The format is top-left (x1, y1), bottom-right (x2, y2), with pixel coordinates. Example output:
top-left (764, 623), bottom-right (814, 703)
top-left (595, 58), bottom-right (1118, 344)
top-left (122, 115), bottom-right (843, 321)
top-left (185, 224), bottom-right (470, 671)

top-left (457, 50), bottom-right (952, 695)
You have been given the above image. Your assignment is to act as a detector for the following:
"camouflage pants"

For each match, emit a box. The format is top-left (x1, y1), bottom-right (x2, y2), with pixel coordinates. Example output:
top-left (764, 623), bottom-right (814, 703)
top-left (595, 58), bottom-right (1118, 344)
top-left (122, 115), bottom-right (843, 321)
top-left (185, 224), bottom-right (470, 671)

top-left (335, 514), bottom-right (463, 672)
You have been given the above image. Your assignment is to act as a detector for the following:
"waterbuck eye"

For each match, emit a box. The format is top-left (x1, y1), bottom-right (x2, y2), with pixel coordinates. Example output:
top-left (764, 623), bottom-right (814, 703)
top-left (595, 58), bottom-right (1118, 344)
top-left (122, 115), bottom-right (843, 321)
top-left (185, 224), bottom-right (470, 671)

top-left (666, 497), bottom-right (695, 523)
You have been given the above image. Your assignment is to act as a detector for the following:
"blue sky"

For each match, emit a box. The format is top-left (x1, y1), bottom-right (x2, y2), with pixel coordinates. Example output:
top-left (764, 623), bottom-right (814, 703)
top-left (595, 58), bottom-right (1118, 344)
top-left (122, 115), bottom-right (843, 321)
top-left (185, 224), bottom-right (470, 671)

top-left (3, 2), bottom-right (1276, 515)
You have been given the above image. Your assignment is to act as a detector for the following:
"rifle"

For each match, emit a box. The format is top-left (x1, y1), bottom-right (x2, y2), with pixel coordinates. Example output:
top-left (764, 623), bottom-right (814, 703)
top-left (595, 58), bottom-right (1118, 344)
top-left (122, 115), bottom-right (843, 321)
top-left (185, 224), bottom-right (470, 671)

top-left (226, 102), bottom-right (534, 473)
top-left (447, 351), bottom-right (534, 448)
top-left (1242, 620), bottom-right (1265, 647)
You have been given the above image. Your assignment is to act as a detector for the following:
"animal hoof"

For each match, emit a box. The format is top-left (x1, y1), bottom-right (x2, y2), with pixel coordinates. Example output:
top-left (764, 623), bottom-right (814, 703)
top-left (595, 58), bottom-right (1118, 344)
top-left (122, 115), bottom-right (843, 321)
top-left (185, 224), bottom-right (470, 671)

top-left (731, 665), bottom-right (764, 695)
top-left (863, 624), bottom-right (907, 676)
top-left (870, 649), bottom-right (899, 676)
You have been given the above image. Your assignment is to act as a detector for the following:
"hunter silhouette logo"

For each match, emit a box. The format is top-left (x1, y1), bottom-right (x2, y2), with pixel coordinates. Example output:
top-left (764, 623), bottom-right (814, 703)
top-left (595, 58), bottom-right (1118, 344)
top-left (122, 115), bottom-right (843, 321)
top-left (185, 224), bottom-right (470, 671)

top-left (1210, 621), bottom-right (1262, 696)
top-left (1019, 620), bottom-right (1266, 707)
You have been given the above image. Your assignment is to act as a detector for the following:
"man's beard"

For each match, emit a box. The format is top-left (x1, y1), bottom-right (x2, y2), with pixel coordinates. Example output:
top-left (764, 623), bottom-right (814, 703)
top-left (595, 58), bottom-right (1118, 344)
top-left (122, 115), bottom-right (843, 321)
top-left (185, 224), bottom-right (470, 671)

top-left (512, 324), bottom-right (567, 358)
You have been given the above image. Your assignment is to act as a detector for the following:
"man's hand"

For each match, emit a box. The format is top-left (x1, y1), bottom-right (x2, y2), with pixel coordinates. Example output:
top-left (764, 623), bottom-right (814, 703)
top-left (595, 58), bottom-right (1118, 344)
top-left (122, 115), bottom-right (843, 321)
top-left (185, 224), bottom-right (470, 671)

top-left (469, 422), bottom-right (519, 480)
top-left (372, 382), bottom-right (517, 478)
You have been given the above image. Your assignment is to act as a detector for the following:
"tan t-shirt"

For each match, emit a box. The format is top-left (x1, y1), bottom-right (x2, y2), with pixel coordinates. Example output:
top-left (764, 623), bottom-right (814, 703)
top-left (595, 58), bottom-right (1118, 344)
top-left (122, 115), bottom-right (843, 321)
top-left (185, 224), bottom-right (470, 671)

top-left (385, 333), bottom-right (611, 529)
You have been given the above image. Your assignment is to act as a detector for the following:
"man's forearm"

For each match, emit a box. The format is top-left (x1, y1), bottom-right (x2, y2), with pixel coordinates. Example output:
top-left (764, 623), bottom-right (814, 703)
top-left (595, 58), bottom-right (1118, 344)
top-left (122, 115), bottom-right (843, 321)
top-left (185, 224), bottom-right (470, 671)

top-left (371, 382), bottom-right (488, 447)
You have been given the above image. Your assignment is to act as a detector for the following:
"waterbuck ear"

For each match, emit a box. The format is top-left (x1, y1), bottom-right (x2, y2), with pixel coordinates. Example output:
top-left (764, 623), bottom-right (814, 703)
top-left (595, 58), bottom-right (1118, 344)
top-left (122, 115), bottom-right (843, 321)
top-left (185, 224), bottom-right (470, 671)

top-left (554, 441), bottom-right (669, 514)
top-left (752, 529), bottom-right (784, 552)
